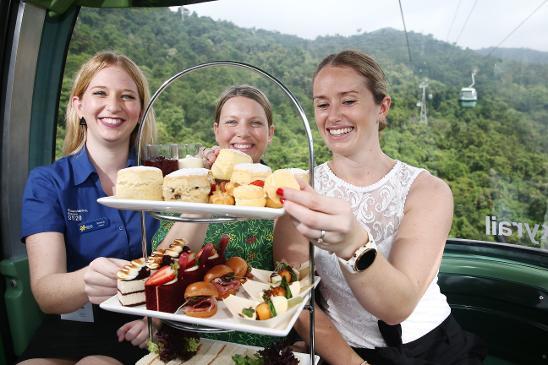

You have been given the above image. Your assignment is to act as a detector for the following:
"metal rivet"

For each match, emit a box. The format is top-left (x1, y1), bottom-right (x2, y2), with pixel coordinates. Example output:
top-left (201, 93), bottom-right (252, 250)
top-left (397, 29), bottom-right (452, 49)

top-left (540, 295), bottom-right (544, 301)
top-left (9, 279), bottom-right (17, 288)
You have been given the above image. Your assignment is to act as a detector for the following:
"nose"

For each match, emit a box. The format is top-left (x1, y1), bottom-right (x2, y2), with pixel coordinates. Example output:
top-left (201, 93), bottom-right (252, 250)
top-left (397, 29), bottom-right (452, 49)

top-left (235, 123), bottom-right (250, 138)
top-left (106, 95), bottom-right (122, 113)
top-left (326, 103), bottom-right (341, 123)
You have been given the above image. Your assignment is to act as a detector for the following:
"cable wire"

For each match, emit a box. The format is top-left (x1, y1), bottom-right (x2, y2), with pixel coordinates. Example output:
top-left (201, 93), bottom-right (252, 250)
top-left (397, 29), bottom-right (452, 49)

top-left (487, 0), bottom-right (548, 57)
top-left (455, 0), bottom-right (478, 45)
top-left (398, 0), bottom-right (413, 63)
top-left (446, 0), bottom-right (463, 42)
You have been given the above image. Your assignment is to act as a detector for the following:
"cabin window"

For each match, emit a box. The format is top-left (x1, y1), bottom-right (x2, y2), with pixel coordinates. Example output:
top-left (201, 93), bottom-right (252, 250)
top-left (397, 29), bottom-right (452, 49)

top-left (58, 4), bottom-right (547, 250)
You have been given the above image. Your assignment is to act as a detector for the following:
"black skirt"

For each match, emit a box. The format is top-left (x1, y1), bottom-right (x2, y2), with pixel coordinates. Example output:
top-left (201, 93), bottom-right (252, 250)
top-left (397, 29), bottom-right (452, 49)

top-left (352, 315), bottom-right (487, 365)
top-left (17, 305), bottom-right (147, 364)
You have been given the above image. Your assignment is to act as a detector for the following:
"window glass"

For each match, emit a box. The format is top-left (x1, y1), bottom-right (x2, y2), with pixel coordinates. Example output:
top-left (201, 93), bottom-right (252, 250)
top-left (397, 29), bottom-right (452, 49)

top-left (59, 2), bottom-right (547, 249)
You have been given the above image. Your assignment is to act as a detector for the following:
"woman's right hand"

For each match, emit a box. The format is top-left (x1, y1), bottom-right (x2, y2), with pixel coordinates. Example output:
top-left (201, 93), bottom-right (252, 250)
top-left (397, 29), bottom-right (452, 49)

top-left (83, 257), bottom-right (128, 304)
top-left (199, 145), bottom-right (220, 169)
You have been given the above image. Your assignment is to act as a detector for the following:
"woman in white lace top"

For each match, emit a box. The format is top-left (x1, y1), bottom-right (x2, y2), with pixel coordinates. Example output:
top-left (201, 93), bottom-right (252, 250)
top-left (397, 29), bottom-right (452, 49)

top-left (274, 50), bottom-right (485, 364)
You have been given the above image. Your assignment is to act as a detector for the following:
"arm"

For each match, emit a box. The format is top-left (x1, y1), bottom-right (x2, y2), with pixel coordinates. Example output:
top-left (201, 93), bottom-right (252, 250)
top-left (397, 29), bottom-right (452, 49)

top-left (274, 215), bottom-right (365, 365)
top-left (26, 232), bottom-right (127, 313)
top-left (281, 173), bottom-right (453, 324)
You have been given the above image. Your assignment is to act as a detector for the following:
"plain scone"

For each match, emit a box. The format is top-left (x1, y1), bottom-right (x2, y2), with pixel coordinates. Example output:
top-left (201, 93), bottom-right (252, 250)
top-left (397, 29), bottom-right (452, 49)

top-left (264, 169), bottom-right (301, 208)
top-left (210, 149), bottom-right (253, 180)
top-left (162, 168), bottom-right (213, 203)
top-left (115, 166), bottom-right (163, 200)
top-left (233, 184), bottom-right (266, 207)
top-left (230, 163), bottom-right (272, 186)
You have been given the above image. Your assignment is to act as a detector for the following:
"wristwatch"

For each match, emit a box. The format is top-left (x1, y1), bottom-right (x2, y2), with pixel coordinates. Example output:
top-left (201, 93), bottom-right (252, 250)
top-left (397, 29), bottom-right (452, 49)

top-left (337, 236), bottom-right (377, 273)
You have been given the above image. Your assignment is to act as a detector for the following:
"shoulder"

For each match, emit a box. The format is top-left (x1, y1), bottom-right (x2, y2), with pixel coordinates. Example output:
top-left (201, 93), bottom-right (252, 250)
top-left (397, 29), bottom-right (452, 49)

top-left (407, 169), bottom-right (453, 210)
top-left (26, 157), bottom-right (73, 189)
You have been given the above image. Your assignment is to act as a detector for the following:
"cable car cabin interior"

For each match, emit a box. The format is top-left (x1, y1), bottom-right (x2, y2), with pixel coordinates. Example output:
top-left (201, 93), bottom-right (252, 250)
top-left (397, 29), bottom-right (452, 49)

top-left (1, 1), bottom-right (547, 364)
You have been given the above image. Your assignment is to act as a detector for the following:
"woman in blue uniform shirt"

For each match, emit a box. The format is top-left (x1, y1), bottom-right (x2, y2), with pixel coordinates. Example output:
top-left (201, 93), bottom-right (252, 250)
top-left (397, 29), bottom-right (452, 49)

top-left (18, 51), bottom-right (158, 365)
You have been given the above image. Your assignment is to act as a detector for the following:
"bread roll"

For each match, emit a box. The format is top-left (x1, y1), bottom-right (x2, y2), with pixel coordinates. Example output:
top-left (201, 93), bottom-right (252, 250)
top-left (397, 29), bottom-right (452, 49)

top-left (210, 149), bottom-right (252, 180)
top-left (230, 163), bottom-right (272, 186)
top-left (264, 169), bottom-right (300, 208)
top-left (115, 166), bottom-right (163, 200)
top-left (233, 185), bottom-right (266, 207)
top-left (162, 168), bottom-right (213, 203)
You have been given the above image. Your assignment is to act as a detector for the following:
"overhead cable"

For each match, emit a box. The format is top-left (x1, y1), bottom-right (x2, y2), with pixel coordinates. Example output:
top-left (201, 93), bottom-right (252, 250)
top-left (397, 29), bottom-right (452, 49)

top-left (398, 0), bottom-right (413, 63)
top-left (487, 0), bottom-right (548, 57)
top-left (455, 0), bottom-right (478, 45)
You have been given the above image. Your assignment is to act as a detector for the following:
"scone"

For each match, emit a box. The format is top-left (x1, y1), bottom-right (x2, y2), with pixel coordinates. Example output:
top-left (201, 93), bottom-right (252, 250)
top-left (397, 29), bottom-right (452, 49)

top-left (233, 184), bottom-right (266, 207)
top-left (230, 163), bottom-right (272, 186)
top-left (115, 166), bottom-right (163, 200)
top-left (210, 149), bottom-right (253, 180)
top-left (264, 169), bottom-right (301, 208)
top-left (209, 190), bottom-right (235, 205)
top-left (162, 168), bottom-right (213, 203)
top-left (280, 167), bottom-right (309, 184)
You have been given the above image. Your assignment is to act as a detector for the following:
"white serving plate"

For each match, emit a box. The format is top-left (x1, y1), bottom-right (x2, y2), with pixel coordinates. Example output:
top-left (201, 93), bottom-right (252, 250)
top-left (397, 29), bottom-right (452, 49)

top-left (137, 338), bottom-right (320, 365)
top-left (242, 276), bottom-right (321, 302)
top-left (97, 196), bottom-right (284, 219)
top-left (100, 291), bottom-right (309, 337)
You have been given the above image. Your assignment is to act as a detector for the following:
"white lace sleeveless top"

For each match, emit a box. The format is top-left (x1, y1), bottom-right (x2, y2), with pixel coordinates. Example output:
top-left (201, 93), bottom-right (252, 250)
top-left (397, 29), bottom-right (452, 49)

top-left (314, 161), bottom-right (451, 348)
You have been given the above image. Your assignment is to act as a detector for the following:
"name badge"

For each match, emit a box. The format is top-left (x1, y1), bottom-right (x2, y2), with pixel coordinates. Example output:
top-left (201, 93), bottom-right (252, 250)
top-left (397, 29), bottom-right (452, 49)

top-left (79, 217), bottom-right (110, 233)
top-left (60, 302), bottom-right (94, 323)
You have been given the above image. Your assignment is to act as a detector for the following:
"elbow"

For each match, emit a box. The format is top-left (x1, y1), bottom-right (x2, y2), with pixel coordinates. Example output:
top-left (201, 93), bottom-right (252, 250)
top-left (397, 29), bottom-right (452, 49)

top-left (377, 303), bottom-right (416, 325)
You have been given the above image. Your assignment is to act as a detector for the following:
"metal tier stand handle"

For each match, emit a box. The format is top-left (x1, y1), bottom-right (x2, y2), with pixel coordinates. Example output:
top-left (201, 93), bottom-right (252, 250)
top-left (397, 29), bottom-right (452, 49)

top-left (134, 61), bottom-right (317, 364)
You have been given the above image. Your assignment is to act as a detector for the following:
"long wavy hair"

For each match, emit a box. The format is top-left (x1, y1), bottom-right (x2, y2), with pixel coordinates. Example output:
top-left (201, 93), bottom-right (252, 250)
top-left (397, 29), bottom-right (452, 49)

top-left (63, 51), bottom-right (156, 156)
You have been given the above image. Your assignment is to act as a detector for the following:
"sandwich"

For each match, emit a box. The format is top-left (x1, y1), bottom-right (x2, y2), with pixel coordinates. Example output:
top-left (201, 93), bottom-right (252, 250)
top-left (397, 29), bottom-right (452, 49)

top-left (181, 281), bottom-right (219, 318)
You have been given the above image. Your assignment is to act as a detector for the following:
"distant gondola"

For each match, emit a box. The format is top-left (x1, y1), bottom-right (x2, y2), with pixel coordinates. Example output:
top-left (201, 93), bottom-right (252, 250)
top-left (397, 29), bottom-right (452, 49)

top-left (459, 71), bottom-right (478, 108)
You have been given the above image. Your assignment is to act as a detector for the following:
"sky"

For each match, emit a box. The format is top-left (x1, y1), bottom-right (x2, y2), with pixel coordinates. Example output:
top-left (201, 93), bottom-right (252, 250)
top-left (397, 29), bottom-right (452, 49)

top-left (181, 0), bottom-right (548, 52)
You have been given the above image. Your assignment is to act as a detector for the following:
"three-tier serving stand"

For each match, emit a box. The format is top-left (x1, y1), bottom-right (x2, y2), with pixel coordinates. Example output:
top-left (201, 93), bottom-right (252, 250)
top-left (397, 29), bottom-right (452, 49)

top-left (135, 61), bottom-right (317, 364)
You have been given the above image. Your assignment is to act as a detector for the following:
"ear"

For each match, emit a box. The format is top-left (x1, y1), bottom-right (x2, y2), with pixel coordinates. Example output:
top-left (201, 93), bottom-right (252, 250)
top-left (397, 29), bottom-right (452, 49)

top-left (72, 96), bottom-right (82, 117)
top-left (378, 96), bottom-right (391, 119)
top-left (213, 122), bottom-right (220, 142)
top-left (267, 125), bottom-right (275, 144)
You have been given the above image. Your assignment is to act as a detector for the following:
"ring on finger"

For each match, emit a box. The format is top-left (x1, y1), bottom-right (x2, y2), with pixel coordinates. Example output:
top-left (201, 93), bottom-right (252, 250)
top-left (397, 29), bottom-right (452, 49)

top-left (317, 229), bottom-right (326, 244)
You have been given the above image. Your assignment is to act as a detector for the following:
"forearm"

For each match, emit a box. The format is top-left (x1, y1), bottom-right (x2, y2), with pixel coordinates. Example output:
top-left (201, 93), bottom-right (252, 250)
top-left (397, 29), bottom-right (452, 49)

top-left (342, 253), bottom-right (421, 324)
top-left (32, 268), bottom-right (89, 314)
top-left (294, 307), bottom-right (364, 365)
top-left (158, 221), bottom-right (209, 251)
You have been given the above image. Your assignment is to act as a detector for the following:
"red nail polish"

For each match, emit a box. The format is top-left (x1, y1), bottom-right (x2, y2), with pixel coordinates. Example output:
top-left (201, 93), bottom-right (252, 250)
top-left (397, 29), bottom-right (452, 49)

top-left (276, 188), bottom-right (284, 197)
top-left (280, 198), bottom-right (285, 204)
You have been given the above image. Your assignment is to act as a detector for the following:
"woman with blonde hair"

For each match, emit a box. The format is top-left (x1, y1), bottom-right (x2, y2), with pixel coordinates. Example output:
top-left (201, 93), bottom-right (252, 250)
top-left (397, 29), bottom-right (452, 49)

top-left (18, 51), bottom-right (158, 365)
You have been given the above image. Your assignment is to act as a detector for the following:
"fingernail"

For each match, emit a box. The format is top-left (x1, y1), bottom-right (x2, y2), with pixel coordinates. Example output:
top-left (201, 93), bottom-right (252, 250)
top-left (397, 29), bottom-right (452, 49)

top-left (280, 198), bottom-right (285, 204)
top-left (276, 188), bottom-right (284, 197)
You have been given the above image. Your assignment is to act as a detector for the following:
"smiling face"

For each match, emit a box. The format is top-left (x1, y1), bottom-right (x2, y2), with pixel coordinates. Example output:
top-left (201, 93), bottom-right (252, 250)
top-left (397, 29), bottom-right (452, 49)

top-left (213, 96), bottom-right (274, 163)
top-left (313, 65), bottom-right (390, 157)
top-left (73, 65), bottom-right (141, 149)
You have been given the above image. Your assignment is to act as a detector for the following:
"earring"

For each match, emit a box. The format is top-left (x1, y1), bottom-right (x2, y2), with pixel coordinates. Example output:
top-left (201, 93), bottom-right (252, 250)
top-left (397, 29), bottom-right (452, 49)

top-left (79, 117), bottom-right (87, 126)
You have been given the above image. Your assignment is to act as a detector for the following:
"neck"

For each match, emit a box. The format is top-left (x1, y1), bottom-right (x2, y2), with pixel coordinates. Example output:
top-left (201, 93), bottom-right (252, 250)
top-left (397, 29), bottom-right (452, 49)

top-left (85, 139), bottom-right (130, 195)
top-left (329, 146), bottom-right (394, 186)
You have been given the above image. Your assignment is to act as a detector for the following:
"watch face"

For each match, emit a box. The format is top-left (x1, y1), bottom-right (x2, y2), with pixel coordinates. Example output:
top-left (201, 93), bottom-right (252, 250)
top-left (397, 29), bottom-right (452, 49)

top-left (355, 249), bottom-right (377, 271)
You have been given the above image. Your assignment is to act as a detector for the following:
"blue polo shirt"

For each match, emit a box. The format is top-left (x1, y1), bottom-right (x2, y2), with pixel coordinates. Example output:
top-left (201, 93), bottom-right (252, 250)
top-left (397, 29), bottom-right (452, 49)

top-left (21, 147), bottom-right (159, 272)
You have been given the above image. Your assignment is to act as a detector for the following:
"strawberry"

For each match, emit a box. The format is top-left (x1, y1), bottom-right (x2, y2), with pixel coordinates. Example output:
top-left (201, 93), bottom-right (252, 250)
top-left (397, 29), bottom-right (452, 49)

top-left (210, 183), bottom-right (216, 194)
top-left (249, 180), bottom-right (264, 187)
top-left (145, 265), bottom-right (176, 286)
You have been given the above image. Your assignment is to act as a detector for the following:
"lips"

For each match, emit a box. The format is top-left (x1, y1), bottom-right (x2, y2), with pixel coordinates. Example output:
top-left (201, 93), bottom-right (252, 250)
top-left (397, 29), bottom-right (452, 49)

top-left (231, 143), bottom-right (254, 150)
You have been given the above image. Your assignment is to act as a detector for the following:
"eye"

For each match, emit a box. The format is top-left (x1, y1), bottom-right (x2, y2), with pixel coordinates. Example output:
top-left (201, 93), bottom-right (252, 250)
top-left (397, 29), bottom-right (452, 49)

top-left (343, 99), bottom-right (356, 105)
top-left (250, 120), bottom-right (266, 127)
top-left (92, 90), bottom-right (106, 96)
top-left (315, 102), bottom-right (328, 110)
top-left (223, 119), bottom-right (238, 126)
top-left (121, 94), bottom-right (136, 100)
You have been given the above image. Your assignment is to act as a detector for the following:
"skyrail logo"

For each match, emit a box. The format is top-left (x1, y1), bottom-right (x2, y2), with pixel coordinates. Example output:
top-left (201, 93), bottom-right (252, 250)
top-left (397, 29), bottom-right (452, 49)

top-left (485, 216), bottom-right (547, 245)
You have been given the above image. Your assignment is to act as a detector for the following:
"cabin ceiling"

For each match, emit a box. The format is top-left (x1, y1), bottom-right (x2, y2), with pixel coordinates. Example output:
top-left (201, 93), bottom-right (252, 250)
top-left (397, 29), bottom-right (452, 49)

top-left (27, 0), bottom-right (215, 16)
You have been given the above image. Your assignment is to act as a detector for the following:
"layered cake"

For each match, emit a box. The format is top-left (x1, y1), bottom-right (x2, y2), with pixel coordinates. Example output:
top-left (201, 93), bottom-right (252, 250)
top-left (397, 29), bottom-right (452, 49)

top-left (145, 265), bottom-right (184, 313)
top-left (117, 258), bottom-right (149, 306)
top-left (115, 166), bottom-right (163, 200)
top-left (162, 168), bottom-right (213, 203)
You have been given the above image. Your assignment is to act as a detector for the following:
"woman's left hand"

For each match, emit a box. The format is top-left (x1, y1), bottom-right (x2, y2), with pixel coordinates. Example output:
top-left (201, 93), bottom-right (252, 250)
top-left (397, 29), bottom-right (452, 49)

top-left (117, 317), bottom-right (152, 348)
top-left (280, 181), bottom-right (368, 259)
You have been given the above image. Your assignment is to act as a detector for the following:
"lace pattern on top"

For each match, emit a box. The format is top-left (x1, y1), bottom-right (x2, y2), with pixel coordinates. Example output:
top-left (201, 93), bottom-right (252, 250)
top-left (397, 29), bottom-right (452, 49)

top-left (314, 160), bottom-right (450, 348)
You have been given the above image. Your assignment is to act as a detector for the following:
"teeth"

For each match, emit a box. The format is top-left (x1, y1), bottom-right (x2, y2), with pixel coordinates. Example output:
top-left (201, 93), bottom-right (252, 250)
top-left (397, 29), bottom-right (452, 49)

top-left (233, 144), bottom-right (252, 149)
top-left (329, 127), bottom-right (353, 136)
top-left (100, 117), bottom-right (123, 126)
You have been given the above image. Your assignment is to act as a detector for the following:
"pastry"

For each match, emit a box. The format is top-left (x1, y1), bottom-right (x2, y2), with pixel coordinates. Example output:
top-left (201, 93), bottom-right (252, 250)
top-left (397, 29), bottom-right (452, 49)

top-left (115, 166), bottom-right (163, 200)
top-left (116, 258), bottom-right (149, 306)
top-left (162, 168), bottom-right (213, 203)
top-left (210, 149), bottom-right (252, 180)
top-left (230, 163), bottom-right (272, 186)
top-left (233, 184), bottom-right (266, 207)
top-left (264, 169), bottom-right (300, 208)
